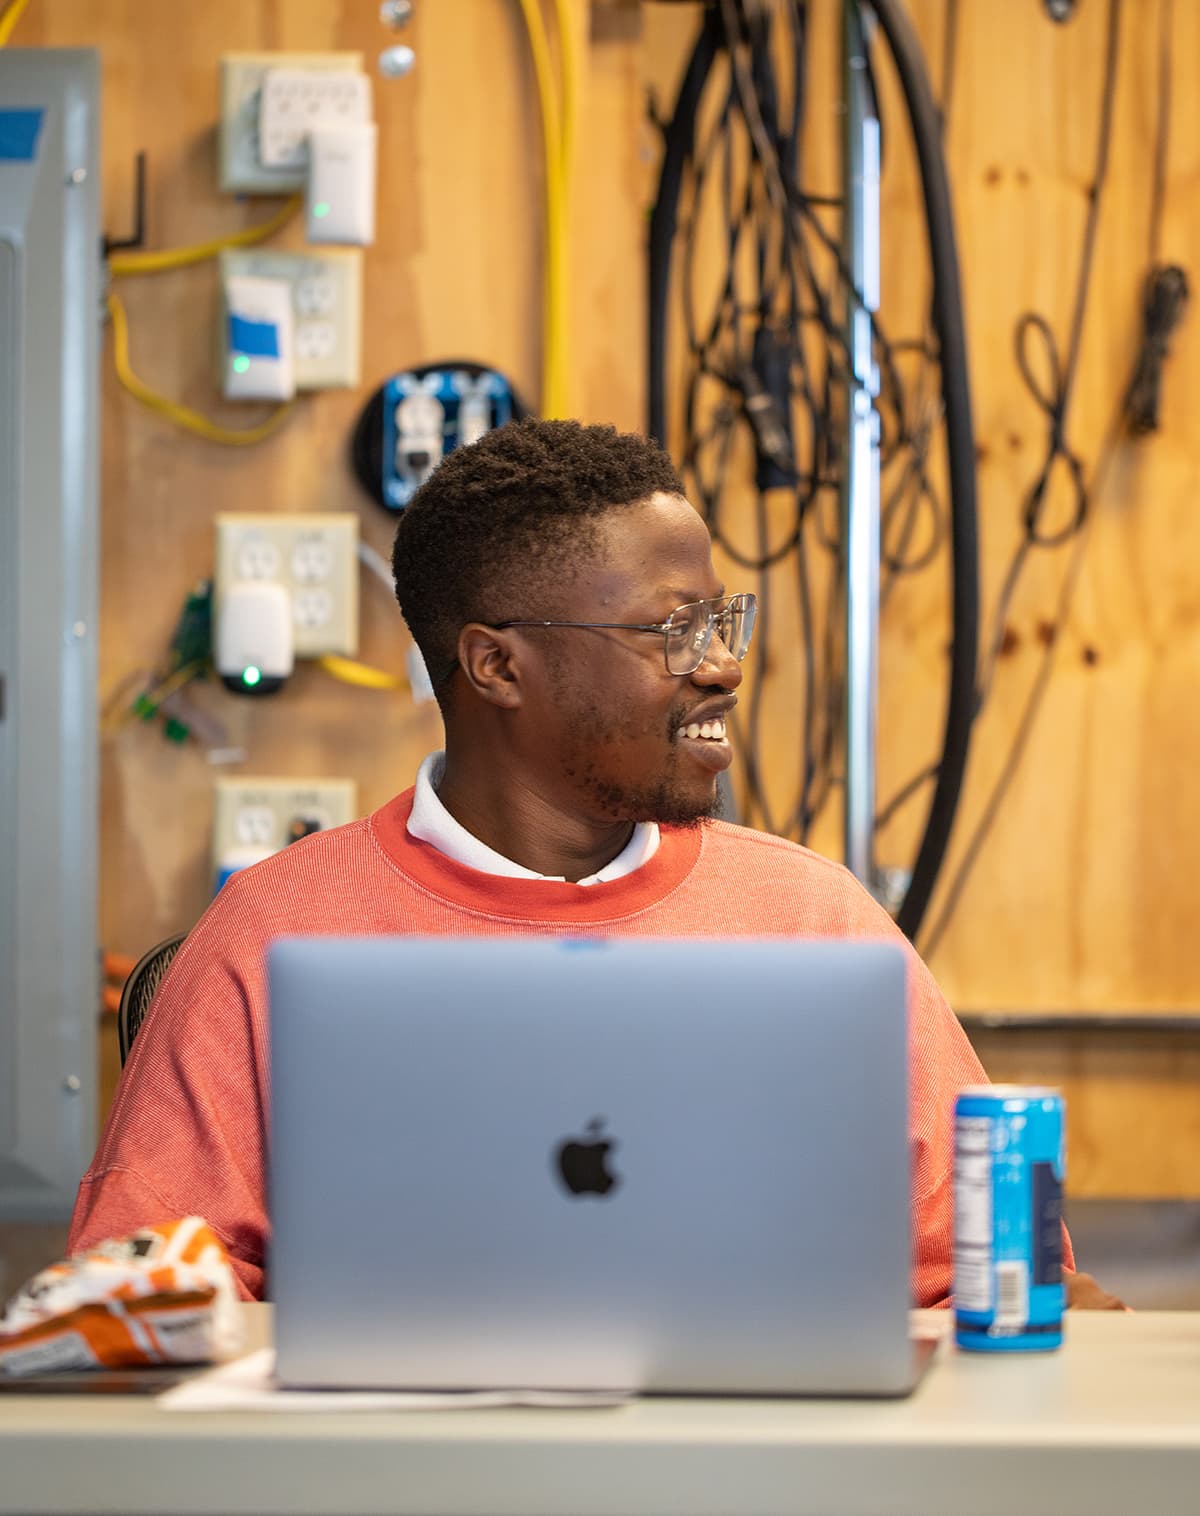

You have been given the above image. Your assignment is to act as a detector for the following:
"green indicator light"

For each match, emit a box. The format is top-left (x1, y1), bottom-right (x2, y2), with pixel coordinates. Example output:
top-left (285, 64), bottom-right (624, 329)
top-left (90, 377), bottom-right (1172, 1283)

top-left (232, 354), bottom-right (251, 373)
top-left (312, 201), bottom-right (331, 219)
top-left (242, 665), bottom-right (262, 688)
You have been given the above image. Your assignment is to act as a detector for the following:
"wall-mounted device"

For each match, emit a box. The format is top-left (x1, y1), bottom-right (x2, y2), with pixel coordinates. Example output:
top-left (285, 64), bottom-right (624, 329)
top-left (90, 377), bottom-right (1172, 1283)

top-left (213, 513), bottom-right (360, 694)
top-left (219, 52), bottom-right (377, 246)
top-left (218, 248), bottom-right (362, 392)
top-left (350, 362), bottom-right (527, 512)
top-left (222, 273), bottom-right (295, 401)
top-left (212, 776), bottom-right (358, 892)
top-left (306, 121), bottom-right (377, 245)
top-left (213, 580), bottom-right (294, 695)
top-left (0, 48), bottom-right (100, 1220)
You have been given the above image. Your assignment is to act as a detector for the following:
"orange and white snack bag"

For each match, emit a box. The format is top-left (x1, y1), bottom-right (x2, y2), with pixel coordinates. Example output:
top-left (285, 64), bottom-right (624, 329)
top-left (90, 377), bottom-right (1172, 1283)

top-left (0, 1216), bottom-right (244, 1376)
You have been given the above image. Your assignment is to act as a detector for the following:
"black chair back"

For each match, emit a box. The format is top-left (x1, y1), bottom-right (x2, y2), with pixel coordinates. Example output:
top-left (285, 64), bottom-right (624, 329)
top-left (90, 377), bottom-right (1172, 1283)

top-left (117, 933), bottom-right (187, 1066)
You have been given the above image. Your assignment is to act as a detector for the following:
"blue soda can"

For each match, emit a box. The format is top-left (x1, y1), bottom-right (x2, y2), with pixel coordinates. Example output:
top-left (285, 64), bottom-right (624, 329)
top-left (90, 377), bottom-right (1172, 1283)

top-left (953, 1086), bottom-right (1065, 1351)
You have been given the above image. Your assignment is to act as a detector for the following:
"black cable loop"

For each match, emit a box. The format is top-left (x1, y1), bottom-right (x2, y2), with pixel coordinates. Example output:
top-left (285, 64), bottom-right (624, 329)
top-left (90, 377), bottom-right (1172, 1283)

top-left (1012, 312), bottom-right (1089, 547)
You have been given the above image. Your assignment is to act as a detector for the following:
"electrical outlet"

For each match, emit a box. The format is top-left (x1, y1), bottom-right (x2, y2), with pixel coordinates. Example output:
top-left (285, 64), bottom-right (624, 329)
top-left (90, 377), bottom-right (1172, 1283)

top-left (258, 68), bottom-right (372, 170)
top-left (219, 51), bottom-right (364, 194)
top-left (214, 512), bottom-right (359, 657)
top-left (212, 776), bottom-right (358, 881)
top-left (219, 248), bottom-right (361, 390)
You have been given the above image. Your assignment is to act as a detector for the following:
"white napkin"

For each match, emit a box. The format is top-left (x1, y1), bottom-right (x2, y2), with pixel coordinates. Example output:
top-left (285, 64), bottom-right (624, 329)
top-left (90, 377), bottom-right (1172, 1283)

top-left (159, 1348), bottom-right (632, 1412)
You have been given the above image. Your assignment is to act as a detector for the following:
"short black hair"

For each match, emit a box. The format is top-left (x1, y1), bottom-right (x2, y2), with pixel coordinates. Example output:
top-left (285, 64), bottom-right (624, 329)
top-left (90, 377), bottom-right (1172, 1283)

top-left (392, 418), bottom-right (685, 693)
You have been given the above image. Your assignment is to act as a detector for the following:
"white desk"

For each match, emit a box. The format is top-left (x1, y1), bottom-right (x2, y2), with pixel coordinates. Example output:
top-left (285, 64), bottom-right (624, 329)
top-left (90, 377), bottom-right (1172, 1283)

top-left (2, 1307), bottom-right (1199, 1515)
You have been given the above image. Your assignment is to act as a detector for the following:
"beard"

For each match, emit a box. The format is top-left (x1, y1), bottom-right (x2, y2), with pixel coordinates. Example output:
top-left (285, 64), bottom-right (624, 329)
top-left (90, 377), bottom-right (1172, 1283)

top-left (541, 653), bottom-right (728, 826)
top-left (566, 727), bottom-right (728, 827)
top-left (577, 772), bottom-right (724, 826)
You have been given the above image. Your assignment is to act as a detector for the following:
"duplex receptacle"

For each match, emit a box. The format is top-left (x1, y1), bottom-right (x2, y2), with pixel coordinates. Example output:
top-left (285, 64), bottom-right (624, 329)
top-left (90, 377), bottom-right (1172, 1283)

top-left (214, 512), bottom-right (359, 658)
top-left (212, 777), bottom-right (358, 878)
top-left (219, 248), bottom-right (362, 390)
top-left (219, 51), bottom-right (365, 194)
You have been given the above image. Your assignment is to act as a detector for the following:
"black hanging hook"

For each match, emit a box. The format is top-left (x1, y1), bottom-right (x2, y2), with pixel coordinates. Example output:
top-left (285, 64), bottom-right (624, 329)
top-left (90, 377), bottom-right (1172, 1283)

top-left (103, 151), bottom-right (147, 258)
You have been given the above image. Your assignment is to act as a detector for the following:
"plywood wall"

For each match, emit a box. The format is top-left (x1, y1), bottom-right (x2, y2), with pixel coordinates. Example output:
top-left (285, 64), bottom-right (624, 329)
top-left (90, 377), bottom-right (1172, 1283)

top-left (9, 0), bottom-right (1200, 1195)
top-left (904, 0), bottom-right (1200, 1015)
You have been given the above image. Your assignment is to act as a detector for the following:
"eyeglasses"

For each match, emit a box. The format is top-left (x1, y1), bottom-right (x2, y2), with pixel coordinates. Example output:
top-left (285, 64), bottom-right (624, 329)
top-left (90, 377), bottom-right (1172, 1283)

top-left (493, 592), bottom-right (757, 677)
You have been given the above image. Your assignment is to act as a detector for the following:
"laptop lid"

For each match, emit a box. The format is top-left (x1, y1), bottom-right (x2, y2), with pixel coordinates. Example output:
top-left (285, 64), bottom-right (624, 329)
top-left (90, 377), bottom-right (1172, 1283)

top-left (268, 935), bottom-right (912, 1395)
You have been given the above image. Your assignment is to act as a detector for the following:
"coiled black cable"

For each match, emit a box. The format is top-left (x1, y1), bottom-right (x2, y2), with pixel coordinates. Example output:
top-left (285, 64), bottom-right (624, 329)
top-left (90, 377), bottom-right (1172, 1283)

top-left (648, 0), bottom-right (979, 943)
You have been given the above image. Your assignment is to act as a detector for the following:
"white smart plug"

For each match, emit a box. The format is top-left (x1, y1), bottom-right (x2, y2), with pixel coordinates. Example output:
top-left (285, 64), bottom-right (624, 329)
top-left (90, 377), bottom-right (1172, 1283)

top-left (215, 580), bottom-right (295, 695)
top-left (306, 121), bottom-right (377, 245)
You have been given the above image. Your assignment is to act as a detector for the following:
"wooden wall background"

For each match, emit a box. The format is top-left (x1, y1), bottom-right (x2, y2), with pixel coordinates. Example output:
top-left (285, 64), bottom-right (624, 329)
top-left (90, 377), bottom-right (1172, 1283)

top-left (6, 0), bottom-right (1199, 1219)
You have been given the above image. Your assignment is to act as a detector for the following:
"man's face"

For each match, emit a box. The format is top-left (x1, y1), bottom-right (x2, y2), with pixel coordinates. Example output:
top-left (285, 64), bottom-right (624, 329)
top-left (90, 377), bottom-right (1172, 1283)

top-left (515, 492), bottom-right (743, 826)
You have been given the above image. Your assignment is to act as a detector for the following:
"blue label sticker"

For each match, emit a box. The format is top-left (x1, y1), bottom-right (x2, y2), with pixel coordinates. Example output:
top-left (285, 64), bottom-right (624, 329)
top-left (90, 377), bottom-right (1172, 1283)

top-left (228, 314), bottom-right (281, 360)
top-left (0, 109), bottom-right (44, 161)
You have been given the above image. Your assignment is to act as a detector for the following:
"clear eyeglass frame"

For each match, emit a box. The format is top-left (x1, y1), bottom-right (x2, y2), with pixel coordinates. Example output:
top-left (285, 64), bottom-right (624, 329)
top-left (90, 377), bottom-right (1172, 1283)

top-left (492, 591), bottom-right (758, 677)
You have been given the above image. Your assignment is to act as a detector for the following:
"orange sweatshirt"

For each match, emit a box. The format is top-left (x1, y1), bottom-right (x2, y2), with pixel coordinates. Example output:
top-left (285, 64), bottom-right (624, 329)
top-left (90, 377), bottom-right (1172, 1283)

top-left (70, 790), bottom-right (1056, 1304)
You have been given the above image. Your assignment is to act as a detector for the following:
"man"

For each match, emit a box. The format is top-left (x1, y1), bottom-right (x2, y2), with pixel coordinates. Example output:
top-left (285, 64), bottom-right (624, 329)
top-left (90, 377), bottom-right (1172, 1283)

top-left (70, 418), bottom-right (1119, 1308)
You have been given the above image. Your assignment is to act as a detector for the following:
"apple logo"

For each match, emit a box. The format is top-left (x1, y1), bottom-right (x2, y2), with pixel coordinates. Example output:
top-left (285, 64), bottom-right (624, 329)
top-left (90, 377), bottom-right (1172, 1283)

top-left (554, 1117), bottom-right (621, 1198)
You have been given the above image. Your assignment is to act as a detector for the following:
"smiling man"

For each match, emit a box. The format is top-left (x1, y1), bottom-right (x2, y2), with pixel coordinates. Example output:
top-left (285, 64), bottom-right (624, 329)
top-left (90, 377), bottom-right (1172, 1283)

top-left (69, 418), bottom-right (1119, 1309)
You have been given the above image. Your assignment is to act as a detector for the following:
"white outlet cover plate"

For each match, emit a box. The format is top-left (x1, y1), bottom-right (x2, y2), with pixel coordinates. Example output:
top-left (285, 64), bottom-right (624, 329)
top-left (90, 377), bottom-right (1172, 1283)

top-left (212, 776), bottom-right (358, 875)
top-left (219, 51), bottom-right (364, 194)
top-left (215, 511), bottom-right (360, 658)
top-left (218, 248), bottom-right (362, 390)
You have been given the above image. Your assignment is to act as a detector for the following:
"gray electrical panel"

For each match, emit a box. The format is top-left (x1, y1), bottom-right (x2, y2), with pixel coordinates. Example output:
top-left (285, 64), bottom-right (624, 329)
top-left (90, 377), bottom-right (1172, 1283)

top-left (0, 51), bottom-right (100, 1219)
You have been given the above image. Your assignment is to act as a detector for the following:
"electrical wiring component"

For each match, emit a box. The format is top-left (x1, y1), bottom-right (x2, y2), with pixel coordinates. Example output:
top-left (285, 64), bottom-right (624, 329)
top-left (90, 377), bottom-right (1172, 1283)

top-left (950, 0), bottom-right (1121, 803)
top-left (1126, 4), bottom-right (1188, 436)
top-left (1124, 264), bottom-right (1188, 433)
top-left (107, 291), bottom-right (295, 447)
top-left (357, 540), bottom-right (395, 592)
top-left (648, 0), bottom-right (978, 941)
top-left (104, 197), bottom-right (302, 443)
top-left (514, 0), bottom-right (576, 417)
top-left (0, 0), bottom-right (31, 47)
top-left (318, 654), bottom-right (407, 692)
top-left (350, 361), bottom-right (527, 512)
top-left (108, 195), bottom-right (301, 277)
top-left (313, 547), bottom-right (410, 692)
top-left (918, 0), bottom-right (1188, 960)
top-left (102, 583), bottom-right (241, 757)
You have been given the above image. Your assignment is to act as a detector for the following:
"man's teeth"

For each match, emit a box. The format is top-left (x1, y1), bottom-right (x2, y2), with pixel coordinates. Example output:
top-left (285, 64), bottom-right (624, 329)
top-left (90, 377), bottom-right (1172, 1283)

top-left (683, 719), bottom-right (726, 741)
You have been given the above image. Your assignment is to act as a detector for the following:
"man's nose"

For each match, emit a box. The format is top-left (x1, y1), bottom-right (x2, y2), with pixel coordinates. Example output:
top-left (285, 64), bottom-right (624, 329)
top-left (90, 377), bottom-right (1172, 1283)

top-left (691, 635), bottom-right (743, 690)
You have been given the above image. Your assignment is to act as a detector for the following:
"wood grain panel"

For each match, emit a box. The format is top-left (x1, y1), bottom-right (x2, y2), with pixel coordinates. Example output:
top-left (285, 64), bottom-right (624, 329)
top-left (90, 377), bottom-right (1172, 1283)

top-left (873, 0), bottom-right (1200, 1011)
top-left (648, 0), bottom-right (1200, 1016)
top-left (968, 1027), bottom-right (1200, 1200)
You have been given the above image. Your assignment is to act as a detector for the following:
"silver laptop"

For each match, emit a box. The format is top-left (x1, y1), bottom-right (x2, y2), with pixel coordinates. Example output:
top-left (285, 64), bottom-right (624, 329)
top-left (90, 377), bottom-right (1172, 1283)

top-left (268, 935), bottom-right (919, 1396)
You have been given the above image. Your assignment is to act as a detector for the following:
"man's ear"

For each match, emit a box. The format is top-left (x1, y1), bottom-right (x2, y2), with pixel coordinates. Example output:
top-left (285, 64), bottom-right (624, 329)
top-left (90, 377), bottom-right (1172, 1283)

top-left (456, 623), bottom-right (525, 708)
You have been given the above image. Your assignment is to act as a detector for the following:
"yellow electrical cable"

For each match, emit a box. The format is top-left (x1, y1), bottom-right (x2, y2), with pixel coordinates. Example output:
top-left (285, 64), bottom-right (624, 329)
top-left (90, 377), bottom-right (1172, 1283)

top-left (142, 660), bottom-right (207, 709)
top-left (548, 0), bottom-right (578, 416)
top-left (515, 0), bottom-right (571, 418)
top-left (107, 291), bottom-right (295, 447)
top-left (0, 0), bottom-right (31, 47)
top-left (109, 195), bottom-right (302, 277)
top-left (318, 654), bottom-right (407, 692)
top-left (106, 200), bottom-right (301, 445)
top-left (550, 0), bottom-right (577, 196)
